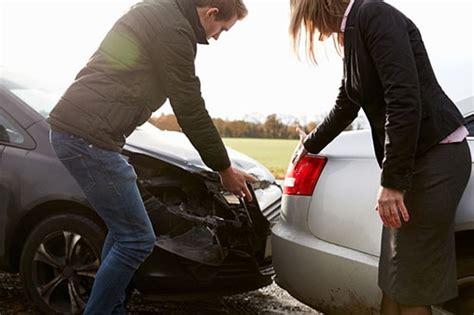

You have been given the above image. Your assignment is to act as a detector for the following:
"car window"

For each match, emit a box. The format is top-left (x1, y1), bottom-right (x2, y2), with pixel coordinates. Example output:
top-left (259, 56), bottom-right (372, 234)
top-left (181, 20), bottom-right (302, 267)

top-left (9, 88), bottom-right (58, 118)
top-left (0, 110), bottom-right (25, 145)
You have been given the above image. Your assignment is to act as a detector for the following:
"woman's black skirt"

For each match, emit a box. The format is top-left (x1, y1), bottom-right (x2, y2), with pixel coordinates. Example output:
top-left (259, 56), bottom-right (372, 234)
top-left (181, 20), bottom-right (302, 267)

top-left (378, 140), bottom-right (471, 305)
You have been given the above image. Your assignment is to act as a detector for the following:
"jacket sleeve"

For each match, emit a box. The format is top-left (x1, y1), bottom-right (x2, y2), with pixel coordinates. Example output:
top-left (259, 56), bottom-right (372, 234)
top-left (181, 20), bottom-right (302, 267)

top-left (303, 79), bottom-right (360, 153)
top-left (360, 2), bottom-right (422, 191)
top-left (153, 28), bottom-right (231, 172)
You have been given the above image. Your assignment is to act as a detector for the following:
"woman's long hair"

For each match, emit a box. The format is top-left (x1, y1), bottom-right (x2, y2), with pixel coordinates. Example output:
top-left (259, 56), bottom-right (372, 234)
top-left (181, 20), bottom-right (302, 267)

top-left (289, 0), bottom-right (349, 64)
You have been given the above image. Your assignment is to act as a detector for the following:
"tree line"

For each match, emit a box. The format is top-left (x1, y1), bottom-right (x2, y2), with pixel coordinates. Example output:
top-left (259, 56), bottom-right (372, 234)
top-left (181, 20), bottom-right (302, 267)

top-left (149, 113), bottom-right (360, 139)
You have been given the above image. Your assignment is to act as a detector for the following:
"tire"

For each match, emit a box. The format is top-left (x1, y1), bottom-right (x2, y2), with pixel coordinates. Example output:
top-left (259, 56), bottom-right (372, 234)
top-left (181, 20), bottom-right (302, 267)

top-left (20, 214), bottom-right (105, 314)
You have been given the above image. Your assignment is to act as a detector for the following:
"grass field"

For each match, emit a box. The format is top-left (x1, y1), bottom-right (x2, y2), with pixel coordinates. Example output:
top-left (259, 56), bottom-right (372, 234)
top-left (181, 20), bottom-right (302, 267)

top-left (223, 138), bottom-right (299, 179)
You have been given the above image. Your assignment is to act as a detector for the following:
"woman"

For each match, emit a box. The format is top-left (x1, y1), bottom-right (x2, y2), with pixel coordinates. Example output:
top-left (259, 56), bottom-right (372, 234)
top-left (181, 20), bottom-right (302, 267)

top-left (289, 0), bottom-right (471, 314)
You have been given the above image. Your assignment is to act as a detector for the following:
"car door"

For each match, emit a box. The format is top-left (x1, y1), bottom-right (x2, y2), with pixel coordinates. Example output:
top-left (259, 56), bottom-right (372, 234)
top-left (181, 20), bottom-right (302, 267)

top-left (0, 107), bottom-right (35, 257)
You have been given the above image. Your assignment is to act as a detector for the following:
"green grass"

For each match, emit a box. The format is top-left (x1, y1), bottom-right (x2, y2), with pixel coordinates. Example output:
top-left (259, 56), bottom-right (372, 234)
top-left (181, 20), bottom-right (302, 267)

top-left (223, 138), bottom-right (299, 179)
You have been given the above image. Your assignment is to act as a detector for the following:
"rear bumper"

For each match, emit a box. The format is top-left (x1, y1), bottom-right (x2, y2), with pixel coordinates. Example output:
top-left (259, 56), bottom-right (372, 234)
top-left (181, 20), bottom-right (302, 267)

top-left (271, 218), bottom-right (381, 314)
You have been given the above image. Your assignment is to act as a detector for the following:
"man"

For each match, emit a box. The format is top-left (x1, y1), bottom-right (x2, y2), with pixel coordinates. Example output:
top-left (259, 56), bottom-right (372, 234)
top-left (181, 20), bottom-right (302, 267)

top-left (47, 0), bottom-right (253, 313)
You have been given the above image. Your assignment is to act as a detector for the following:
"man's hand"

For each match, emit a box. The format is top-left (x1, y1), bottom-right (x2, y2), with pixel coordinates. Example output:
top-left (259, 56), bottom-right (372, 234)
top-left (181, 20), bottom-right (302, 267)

top-left (219, 166), bottom-right (257, 202)
top-left (376, 186), bottom-right (410, 228)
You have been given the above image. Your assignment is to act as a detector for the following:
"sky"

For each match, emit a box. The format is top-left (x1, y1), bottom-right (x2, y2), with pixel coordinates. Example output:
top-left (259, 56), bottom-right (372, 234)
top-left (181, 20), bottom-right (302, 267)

top-left (0, 0), bottom-right (473, 121)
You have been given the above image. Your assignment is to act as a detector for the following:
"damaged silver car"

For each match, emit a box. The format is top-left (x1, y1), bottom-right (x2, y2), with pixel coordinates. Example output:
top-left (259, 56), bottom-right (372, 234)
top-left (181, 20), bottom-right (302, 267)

top-left (0, 74), bottom-right (282, 313)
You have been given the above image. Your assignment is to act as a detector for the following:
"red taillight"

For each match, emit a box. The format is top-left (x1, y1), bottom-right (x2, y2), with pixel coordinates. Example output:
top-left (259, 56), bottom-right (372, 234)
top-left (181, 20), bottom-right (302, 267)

top-left (283, 155), bottom-right (327, 196)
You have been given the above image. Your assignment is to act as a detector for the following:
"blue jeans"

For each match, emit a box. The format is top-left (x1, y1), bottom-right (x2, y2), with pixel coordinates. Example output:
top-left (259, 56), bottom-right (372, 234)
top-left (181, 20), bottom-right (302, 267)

top-left (50, 129), bottom-right (156, 314)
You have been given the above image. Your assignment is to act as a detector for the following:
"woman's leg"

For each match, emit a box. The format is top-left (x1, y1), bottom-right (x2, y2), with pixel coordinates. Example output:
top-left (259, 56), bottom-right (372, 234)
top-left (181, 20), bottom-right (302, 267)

top-left (381, 291), bottom-right (399, 315)
top-left (381, 291), bottom-right (432, 315)
top-left (399, 305), bottom-right (431, 315)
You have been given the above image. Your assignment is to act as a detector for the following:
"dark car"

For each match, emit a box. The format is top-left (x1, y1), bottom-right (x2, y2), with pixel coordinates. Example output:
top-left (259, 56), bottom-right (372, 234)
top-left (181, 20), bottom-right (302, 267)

top-left (0, 73), bottom-right (282, 313)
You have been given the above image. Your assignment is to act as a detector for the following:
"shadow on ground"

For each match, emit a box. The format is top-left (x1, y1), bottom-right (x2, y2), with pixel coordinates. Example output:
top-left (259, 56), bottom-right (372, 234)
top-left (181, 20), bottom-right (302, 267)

top-left (0, 272), bottom-right (319, 314)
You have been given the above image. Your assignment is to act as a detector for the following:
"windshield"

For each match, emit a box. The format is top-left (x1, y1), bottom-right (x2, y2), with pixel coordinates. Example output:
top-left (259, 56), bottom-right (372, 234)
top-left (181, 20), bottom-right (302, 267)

top-left (9, 88), bottom-right (60, 118)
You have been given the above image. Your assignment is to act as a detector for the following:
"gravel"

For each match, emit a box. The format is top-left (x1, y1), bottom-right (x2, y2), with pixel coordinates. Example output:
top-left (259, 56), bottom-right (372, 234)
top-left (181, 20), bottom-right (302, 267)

top-left (0, 272), bottom-right (320, 314)
top-left (0, 273), bottom-right (31, 314)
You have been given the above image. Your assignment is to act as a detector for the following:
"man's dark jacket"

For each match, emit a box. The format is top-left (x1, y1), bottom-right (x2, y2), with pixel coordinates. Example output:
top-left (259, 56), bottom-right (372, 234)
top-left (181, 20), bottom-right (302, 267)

top-left (48, 0), bottom-right (231, 171)
top-left (303, 0), bottom-right (465, 191)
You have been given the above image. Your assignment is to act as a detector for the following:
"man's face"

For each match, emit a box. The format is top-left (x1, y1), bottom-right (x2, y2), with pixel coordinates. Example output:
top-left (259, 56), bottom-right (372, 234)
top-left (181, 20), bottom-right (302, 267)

top-left (198, 8), bottom-right (239, 41)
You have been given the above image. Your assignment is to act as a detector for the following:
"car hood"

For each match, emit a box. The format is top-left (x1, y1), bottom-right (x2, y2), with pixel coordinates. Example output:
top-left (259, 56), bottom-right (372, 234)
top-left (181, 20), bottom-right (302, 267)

top-left (125, 123), bottom-right (275, 182)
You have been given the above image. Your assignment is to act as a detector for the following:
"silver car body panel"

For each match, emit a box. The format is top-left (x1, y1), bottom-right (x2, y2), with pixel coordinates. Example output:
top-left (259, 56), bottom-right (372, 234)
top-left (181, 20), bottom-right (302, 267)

top-left (307, 131), bottom-right (382, 257)
top-left (273, 196), bottom-right (380, 313)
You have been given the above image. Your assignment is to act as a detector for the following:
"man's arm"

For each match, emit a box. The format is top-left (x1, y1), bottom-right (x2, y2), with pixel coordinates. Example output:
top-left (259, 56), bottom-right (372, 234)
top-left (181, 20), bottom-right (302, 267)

top-left (153, 27), bottom-right (255, 199)
top-left (154, 29), bottom-right (230, 171)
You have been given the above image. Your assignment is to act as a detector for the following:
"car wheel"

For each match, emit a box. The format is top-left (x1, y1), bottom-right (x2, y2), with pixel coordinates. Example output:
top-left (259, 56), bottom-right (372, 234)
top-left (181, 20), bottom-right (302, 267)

top-left (20, 214), bottom-right (105, 314)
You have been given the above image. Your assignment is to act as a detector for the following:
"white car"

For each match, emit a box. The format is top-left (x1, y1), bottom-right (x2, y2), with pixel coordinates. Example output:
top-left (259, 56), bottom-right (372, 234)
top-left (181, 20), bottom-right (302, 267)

top-left (272, 97), bottom-right (474, 314)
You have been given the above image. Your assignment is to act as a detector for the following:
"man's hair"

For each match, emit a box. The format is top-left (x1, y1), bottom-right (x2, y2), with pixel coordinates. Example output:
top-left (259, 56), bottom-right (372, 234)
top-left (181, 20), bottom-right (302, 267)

top-left (193, 0), bottom-right (248, 21)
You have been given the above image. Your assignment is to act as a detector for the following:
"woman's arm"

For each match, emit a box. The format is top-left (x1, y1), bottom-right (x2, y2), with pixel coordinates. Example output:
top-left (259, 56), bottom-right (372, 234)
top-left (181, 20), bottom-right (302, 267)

top-left (360, 2), bottom-right (422, 192)
top-left (360, 2), bottom-right (421, 227)
top-left (303, 79), bottom-right (360, 154)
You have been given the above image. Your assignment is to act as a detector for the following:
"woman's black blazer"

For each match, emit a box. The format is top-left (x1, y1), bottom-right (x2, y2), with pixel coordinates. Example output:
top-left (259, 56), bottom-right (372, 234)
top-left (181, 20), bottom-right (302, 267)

top-left (303, 0), bottom-right (465, 191)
